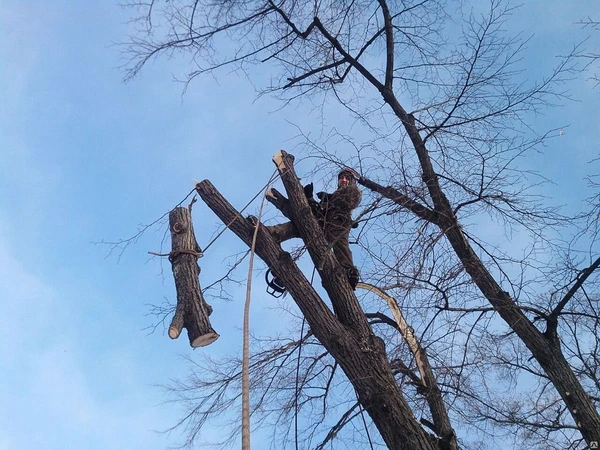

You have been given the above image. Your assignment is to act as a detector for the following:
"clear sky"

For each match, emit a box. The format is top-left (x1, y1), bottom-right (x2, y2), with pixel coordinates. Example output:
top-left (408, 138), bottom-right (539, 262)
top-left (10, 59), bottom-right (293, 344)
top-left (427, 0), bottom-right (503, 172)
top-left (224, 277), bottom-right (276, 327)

top-left (1, 1), bottom-right (599, 450)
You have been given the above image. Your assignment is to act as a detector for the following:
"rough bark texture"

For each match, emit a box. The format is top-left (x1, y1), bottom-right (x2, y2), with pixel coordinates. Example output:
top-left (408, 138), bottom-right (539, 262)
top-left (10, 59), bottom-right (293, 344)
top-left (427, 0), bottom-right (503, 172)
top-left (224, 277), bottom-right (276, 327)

top-left (196, 151), bottom-right (441, 450)
top-left (168, 206), bottom-right (219, 348)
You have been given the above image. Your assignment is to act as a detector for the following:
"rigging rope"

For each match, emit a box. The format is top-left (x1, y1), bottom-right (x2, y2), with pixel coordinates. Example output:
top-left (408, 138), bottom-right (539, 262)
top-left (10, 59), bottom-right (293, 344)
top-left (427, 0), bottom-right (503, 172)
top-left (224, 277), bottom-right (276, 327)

top-left (242, 170), bottom-right (278, 450)
top-left (358, 393), bottom-right (375, 450)
top-left (148, 178), bottom-right (276, 261)
top-left (200, 175), bottom-right (279, 255)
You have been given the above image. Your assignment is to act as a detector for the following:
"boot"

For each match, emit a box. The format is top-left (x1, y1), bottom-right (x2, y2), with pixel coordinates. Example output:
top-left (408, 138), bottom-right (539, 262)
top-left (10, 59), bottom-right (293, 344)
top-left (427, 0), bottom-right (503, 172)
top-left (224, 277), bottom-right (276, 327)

top-left (347, 266), bottom-right (359, 290)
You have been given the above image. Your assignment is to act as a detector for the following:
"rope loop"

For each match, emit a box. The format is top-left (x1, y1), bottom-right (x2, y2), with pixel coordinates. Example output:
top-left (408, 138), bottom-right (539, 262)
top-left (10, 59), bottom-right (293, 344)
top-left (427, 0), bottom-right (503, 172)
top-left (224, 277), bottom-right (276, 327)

top-left (167, 249), bottom-right (204, 262)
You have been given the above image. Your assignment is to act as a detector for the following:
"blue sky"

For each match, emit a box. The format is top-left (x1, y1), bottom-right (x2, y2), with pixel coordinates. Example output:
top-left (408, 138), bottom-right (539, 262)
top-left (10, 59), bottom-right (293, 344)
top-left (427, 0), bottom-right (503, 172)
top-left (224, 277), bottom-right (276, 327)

top-left (1, 1), bottom-right (599, 450)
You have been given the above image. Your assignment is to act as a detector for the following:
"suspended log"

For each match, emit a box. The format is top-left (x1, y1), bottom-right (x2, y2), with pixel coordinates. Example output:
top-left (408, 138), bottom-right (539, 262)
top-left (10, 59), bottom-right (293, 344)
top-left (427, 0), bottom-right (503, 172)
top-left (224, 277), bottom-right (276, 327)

top-left (168, 206), bottom-right (219, 348)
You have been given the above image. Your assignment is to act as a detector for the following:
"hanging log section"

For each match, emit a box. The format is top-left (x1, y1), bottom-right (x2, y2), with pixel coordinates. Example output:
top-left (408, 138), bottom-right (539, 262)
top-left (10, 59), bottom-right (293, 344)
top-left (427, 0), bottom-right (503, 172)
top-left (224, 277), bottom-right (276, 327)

top-left (167, 206), bottom-right (219, 348)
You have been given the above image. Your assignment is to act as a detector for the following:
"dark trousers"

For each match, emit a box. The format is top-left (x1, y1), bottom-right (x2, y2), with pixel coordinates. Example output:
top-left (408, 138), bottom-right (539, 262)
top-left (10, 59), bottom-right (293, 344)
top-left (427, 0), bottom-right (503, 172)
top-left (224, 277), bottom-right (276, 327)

top-left (325, 225), bottom-right (354, 271)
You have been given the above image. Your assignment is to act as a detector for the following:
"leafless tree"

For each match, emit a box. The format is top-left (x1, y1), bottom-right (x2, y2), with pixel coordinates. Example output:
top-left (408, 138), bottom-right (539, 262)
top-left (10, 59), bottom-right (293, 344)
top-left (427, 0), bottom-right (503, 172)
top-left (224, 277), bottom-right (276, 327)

top-left (122, 1), bottom-right (600, 449)
top-left (577, 18), bottom-right (600, 87)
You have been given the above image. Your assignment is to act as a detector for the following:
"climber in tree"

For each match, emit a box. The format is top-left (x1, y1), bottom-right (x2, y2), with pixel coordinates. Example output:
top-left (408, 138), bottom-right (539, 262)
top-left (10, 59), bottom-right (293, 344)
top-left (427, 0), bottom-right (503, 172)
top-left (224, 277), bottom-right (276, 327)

top-left (315, 167), bottom-right (362, 289)
top-left (268, 167), bottom-right (362, 290)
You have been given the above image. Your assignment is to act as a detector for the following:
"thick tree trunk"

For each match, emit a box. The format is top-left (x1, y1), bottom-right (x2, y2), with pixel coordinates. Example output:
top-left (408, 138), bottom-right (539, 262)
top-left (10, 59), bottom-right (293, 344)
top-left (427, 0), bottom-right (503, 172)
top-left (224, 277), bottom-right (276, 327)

top-left (440, 213), bottom-right (600, 444)
top-left (168, 206), bottom-right (219, 348)
top-left (196, 151), bottom-right (442, 450)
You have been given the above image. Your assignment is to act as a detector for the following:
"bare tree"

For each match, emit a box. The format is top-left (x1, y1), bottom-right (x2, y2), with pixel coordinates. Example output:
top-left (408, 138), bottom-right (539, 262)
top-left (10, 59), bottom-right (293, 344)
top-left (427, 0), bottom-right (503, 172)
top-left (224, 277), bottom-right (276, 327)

top-left (577, 18), bottom-right (600, 87)
top-left (122, 1), bottom-right (600, 449)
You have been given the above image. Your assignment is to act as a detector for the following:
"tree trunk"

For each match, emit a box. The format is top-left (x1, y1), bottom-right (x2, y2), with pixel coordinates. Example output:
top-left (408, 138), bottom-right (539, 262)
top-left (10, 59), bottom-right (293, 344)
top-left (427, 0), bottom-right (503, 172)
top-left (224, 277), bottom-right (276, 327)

top-left (168, 206), bottom-right (219, 348)
top-left (440, 213), bottom-right (600, 444)
top-left (360, 94), bottom-right (600, 445)
top-left (196, 151), bottom-right (443, 450)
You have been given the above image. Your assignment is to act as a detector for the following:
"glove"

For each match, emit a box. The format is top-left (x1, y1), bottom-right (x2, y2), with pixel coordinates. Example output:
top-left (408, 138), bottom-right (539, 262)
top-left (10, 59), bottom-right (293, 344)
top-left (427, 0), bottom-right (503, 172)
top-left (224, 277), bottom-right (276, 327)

top-left (303, 183), bottom-right (314, 199)
top-left (317, 191), bottom-right (331, 202)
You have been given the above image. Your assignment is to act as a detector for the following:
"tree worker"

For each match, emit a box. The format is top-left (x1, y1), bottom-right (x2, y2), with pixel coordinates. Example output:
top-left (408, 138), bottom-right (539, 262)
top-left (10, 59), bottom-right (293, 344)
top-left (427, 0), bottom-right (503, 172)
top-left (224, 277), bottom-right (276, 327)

top-left (267, 167), bottom-right (362, 290)
top-left (315, 167), bottom-right (362, 289)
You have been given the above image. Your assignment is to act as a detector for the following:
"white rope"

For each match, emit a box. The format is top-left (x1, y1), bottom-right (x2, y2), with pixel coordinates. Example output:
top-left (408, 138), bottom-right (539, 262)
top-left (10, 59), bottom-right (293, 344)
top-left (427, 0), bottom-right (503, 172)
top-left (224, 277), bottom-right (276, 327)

top-left (242, 171), bottom-right (277, 450)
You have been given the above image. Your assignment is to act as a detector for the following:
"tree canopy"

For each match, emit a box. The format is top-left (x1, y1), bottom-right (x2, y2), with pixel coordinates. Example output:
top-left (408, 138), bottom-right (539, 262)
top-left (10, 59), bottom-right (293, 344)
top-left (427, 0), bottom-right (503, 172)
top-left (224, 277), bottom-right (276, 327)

top-left (123, 1), bottom-right (600, 449)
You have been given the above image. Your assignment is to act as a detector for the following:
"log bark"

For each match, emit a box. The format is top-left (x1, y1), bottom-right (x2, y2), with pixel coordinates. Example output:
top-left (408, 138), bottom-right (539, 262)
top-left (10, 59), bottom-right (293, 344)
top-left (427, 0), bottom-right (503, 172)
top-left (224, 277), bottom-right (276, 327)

top-left (196, 151), bottom-right (440, 450)
top-left (168, 206), bottom-right (219, 348)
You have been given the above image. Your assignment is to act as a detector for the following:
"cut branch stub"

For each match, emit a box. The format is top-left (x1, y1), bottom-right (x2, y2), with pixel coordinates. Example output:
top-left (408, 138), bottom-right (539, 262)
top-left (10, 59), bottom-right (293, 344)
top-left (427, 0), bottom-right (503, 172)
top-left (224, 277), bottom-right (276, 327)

top-left (168, 206), bottom-right (219, 348)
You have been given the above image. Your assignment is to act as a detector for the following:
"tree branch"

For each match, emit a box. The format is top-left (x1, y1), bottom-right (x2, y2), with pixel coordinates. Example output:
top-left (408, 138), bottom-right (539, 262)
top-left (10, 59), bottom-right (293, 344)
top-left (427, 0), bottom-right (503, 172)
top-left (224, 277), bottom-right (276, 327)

top-left (548, 256), bottom-right (600, 330)
top-left (358, 176), bottom-right (439, 224)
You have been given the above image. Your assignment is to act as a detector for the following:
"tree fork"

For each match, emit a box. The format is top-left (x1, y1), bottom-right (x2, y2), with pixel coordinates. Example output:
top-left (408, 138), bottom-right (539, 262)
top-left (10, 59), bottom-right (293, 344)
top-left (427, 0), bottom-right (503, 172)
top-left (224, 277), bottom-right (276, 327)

top-left (196, 153), bottom-right (440, 450)
top-left (168, 206), bottom-right (219, 348)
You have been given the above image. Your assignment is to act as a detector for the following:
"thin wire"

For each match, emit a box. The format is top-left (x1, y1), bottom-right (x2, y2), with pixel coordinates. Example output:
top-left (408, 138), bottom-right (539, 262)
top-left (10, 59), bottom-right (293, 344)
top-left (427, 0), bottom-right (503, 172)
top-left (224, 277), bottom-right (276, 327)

top-left (200, 172), bottom-right (279, 254)
top-left (294, 267), bottom-right (316, 450)
top-left (358, 397), bottom-right (375, 450)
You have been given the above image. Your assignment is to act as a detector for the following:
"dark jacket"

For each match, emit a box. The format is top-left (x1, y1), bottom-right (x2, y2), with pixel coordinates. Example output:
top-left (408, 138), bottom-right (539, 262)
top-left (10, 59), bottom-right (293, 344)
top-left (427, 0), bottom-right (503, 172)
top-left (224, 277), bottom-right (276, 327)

top-left (318, 184), bottom-right (362, 229)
